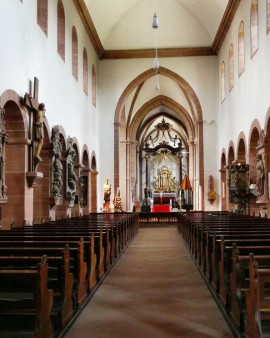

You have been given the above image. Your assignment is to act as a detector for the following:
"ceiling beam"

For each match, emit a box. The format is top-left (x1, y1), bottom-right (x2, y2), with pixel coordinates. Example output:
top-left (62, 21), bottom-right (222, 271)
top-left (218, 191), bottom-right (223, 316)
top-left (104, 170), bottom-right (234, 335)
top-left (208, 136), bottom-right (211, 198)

top-left (102, 47), bottom-right (215, 60)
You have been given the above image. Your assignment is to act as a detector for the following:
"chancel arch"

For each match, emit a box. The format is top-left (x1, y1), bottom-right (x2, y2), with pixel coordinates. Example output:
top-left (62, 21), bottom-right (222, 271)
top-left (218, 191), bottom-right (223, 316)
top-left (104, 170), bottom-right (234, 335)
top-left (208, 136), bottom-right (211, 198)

top-left (129, 98), bottom-right (194, 206)
top-left (114, 67), bottom-right (203, 211)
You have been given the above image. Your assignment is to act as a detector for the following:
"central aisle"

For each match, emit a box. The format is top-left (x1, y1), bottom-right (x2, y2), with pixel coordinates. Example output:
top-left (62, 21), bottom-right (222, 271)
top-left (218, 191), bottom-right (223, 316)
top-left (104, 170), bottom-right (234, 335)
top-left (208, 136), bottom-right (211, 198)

top-left (65, 227), bottom-right (233, 338)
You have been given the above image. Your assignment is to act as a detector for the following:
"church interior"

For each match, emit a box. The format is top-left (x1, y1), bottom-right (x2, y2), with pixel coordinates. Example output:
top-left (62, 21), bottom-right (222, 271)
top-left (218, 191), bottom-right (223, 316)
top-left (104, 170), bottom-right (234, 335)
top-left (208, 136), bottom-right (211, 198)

top-left (0, 0), bottom-right (270, 337)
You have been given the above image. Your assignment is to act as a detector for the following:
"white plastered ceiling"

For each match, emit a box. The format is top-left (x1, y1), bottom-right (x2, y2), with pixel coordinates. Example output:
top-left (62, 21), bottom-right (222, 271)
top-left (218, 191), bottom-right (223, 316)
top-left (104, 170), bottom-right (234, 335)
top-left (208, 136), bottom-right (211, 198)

top-left (84, 0), bottom-right (229, 50)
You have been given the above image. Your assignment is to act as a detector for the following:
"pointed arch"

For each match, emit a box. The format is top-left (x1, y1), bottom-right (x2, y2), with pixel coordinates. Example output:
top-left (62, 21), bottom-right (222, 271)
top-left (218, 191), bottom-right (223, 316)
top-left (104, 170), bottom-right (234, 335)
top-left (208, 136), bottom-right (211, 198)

top-left (92, 65), bottom-right (96, 107)
top-left (72, 26), bottom-right (78, 80)
top-left (229, 44), bottom-right (234, 91)
top-left (220, 61), bottom-right (225, 102)
top-left (37, 0), bottom-right (48, 36)
top-left (238, 21), bottom-right (245, 76)
top-left (114, 67), bottom-right (205, 210)
top-left (57, 0), bottom-right (65, 61)
top-left (83, 48), bottom-right (88, 95)
top-left (250, 0), bottom-right (259, 58)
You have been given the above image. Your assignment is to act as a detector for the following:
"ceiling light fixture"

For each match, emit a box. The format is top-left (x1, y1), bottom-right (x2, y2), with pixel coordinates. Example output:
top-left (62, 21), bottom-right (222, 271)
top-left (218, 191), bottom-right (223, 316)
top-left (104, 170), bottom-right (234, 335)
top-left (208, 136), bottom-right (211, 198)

top-left (152, 12), bottom-right (159, 29)
top-left (152, 3), bottom-right (160, 90)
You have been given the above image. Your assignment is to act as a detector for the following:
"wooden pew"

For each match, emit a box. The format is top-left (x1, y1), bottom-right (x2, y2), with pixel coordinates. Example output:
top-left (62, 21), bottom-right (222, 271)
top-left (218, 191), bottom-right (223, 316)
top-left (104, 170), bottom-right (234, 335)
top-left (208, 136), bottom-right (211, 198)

top-left (246, 253), bottom-right (270, 338)
top-left (0, 213), bottom-right (137, 338)
top-left (209, 231), bottom-right (270, 289)
top-left (3, 229), bottom-right (105, 287)
top-left (229, 247), bottom-right (270, 333)
top-left (0, 242), bottom-right (87, 308)
top-left (0, 245), bottom-right (73, 329)
top-left (0, 255), bottom-right (54, 338)
top-left (217, 240), bottom-right (270, 305)
top-left (177, 211), bottom-right (270, 337)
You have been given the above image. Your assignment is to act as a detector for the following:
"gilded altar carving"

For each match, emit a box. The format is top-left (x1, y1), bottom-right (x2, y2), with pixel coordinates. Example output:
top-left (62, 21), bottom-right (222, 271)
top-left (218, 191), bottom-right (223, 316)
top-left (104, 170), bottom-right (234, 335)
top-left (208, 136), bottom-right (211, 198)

top-left (153, 166), bottom-right (176, 192)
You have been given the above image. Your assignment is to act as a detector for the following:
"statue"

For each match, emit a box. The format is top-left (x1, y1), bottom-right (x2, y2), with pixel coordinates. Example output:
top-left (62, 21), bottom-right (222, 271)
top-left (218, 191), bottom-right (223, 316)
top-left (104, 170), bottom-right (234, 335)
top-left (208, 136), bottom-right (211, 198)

top-left (256, 154), bottom-right (265, 198)
top-left (66, 137), bottom-right (77, 208)
top-left (207, 175), bottom-right (216, 204)
top-left (52, 156), bottom-right (63, 196)
top-left (103, 179), bottom-right (111, 211)
top-left (34, 103), bottom-right (46, 161)
top-left (50, 126), bottom-right (63, 199)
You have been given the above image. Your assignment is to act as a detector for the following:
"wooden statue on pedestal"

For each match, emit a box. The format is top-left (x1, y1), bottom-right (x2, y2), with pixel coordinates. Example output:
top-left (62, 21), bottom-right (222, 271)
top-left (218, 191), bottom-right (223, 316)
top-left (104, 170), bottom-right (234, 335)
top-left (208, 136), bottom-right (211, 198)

top-left (103, 179), bottom-right (111, 211)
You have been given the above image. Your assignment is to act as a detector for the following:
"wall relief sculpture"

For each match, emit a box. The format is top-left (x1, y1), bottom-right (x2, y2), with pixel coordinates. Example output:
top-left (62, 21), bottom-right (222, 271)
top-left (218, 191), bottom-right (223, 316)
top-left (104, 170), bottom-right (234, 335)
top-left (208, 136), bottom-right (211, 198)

top-left (50, 125), bottom-right (63, 206)
top-left (66, 137), bottom-right (77, 208)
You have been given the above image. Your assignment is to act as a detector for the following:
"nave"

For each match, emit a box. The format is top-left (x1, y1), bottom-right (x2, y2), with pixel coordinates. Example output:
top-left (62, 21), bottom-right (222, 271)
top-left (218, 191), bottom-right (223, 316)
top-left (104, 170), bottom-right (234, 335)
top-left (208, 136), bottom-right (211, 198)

top-left (65, 226), bottom-right (233, 338)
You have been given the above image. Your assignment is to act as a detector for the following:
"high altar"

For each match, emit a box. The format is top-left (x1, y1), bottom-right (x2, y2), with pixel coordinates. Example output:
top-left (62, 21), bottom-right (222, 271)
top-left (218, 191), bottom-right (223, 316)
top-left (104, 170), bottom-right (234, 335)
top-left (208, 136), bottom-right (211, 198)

top-left (152, 166), bottom-right (177, 206)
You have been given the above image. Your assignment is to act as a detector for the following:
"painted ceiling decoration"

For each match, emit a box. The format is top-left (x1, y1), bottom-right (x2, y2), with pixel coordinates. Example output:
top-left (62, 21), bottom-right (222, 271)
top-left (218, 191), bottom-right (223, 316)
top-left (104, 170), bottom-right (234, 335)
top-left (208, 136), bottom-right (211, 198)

top-left (73, 0), bottom-right (241, 59)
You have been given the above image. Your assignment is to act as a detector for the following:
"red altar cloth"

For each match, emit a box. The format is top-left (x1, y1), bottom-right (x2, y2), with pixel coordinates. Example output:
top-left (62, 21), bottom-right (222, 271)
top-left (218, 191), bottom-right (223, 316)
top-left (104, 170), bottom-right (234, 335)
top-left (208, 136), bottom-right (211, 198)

top-left (152, 204), bottom-right (171, 212)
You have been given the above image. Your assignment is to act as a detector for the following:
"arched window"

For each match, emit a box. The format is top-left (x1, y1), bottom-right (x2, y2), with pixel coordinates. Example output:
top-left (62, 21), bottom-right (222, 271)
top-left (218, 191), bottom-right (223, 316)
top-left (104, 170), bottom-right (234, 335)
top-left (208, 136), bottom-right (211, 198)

top-left (220, 61), bottom-right (225, 102)
top-left (238, 21), bottom-right (245, 76)
top-left (57, 0), bottom-right (65, 61)
top-left (92, 65), bottom-right (96, 107)
top-left (250, 0), bottom-right (258, 58)
top-left (229, 44), bottom-right (234, 91)
top-left (267, 0), bottom-right (270, 34)
top-left (72, 26), bottom-right (78, 80)
top-left (37, 0), bottom-right (48, 36)
top-left (83, 48), bottom-right (88, 95)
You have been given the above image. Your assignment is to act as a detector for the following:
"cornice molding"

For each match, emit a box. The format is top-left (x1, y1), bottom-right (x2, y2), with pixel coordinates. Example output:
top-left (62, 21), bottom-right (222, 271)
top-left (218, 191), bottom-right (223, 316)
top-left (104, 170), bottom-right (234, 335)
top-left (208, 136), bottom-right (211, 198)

top-left (74, 0), bottom-right (241, 60)
top-left (212, 0), bottom-right (241, 54)
top-left (73, 0), bottom-right (104, 58)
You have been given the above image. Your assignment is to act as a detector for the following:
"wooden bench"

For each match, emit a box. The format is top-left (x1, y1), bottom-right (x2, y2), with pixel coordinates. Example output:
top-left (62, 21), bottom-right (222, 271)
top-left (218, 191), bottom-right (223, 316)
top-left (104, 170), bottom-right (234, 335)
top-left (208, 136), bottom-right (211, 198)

top-left (0, 213), bottom-right (138, 337)
top-left (0, 255), bottom-right (54, 338)
top-left (229, 247), bottom-right (270, 333)
top-left (246, 253), bottom-right (270, 338)
top-left (6, 229), bottom-right (106, 286)
top-left (0, 242), bottom-right (87, 308)
top-left (0, 245), bottom-right (73, 329)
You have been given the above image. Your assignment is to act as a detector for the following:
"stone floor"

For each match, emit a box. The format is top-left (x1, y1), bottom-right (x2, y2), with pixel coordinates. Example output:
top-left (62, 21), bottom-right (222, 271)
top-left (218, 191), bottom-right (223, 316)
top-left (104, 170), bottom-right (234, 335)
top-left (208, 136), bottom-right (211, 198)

top-left (64, 226), bottom-right (234, 338)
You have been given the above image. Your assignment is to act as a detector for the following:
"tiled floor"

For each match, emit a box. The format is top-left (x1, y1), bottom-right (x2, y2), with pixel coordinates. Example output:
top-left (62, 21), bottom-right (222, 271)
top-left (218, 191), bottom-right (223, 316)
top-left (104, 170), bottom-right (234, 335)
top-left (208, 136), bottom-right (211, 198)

top-left (64, 227), bottom-right (234, 338)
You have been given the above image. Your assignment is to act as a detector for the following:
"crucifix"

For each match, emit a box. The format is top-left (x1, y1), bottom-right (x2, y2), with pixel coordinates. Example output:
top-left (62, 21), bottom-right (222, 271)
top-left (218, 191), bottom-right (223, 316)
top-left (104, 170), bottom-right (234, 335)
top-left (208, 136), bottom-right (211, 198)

top-left (21, 77), bottom-right (46, 170)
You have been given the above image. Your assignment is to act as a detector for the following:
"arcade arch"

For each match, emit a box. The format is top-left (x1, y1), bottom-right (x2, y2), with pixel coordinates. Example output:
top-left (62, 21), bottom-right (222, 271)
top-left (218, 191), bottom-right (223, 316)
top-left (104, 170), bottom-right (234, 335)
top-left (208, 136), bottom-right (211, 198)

top-left (114, 67), bottom-right (204, 211)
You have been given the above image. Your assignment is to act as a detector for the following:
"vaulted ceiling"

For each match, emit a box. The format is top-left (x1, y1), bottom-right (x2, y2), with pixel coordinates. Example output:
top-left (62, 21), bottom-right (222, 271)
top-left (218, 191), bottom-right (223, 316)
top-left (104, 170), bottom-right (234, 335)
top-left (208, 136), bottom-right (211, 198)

top-left (74, 0), bottom-right (241, 59)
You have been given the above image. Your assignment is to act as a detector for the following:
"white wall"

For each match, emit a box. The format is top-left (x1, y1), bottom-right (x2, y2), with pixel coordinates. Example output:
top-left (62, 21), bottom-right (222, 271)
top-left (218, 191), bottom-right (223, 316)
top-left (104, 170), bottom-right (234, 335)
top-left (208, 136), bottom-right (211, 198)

top-left (0, 0), bottom-right (100, 163)
top-left (218, 0), bottom-right (270, 156)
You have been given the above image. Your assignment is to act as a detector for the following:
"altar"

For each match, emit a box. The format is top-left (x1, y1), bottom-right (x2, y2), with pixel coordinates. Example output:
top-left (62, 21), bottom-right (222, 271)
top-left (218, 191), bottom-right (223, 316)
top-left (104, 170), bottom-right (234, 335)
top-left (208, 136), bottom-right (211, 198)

top-left (153, 192), bottom-right (176, 205)
top-left (152, 204), bottom-right (171, 212)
